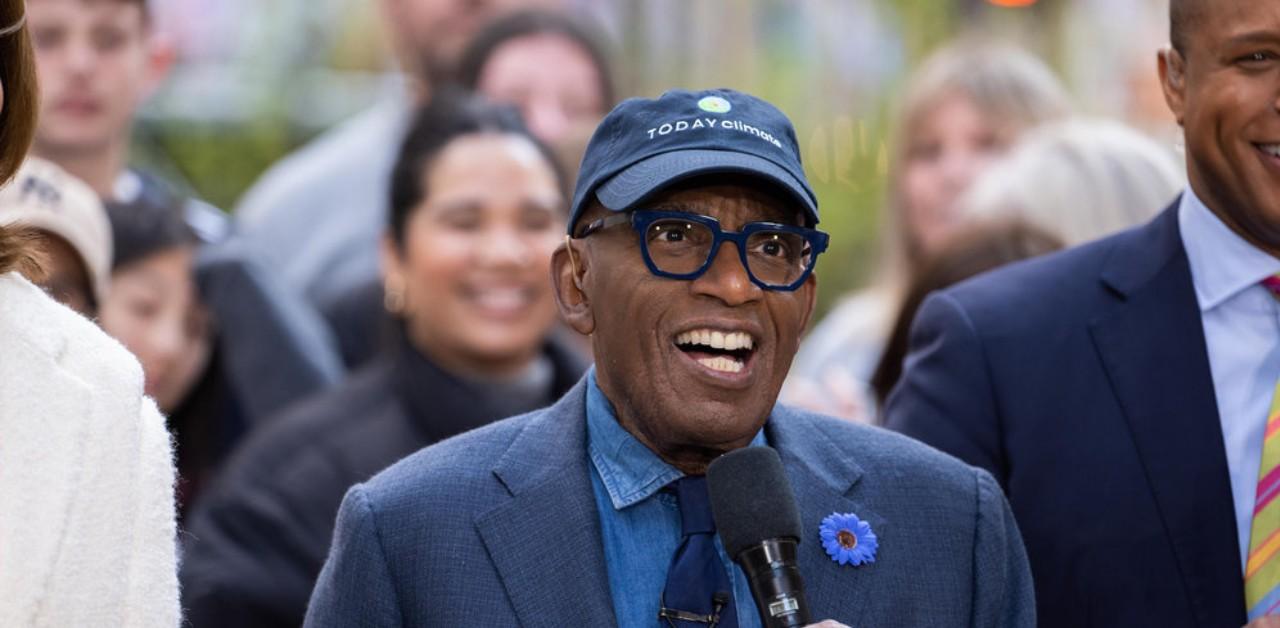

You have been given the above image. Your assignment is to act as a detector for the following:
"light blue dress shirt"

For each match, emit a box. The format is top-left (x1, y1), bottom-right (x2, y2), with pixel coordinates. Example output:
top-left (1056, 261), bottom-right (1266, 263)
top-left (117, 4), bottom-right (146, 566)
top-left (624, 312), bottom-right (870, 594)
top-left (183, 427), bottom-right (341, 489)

top-left (584, 369), bottom-right (765, 627)
top-left (1178, 189), bottom-right (1280, 571)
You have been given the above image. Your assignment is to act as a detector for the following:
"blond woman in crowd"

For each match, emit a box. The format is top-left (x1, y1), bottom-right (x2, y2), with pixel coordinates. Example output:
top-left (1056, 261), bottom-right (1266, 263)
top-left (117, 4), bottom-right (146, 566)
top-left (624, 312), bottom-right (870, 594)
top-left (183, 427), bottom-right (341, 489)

top-left (785, 40), bottom-right (1071, 421)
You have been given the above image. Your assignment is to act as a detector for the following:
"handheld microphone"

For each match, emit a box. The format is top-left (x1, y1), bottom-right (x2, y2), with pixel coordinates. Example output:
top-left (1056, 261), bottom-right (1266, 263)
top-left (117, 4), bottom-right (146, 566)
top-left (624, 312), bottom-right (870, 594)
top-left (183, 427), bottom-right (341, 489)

top-left (707, 447), bottom-right (811, 628)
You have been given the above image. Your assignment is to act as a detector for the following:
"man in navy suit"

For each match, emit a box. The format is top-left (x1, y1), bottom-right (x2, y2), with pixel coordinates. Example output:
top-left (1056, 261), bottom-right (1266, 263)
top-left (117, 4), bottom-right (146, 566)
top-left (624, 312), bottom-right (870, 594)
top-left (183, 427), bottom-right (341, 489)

top-left (886, 1), bottom-right (1280, 626)
top-left (305, 88), bottom-right (1034, 627)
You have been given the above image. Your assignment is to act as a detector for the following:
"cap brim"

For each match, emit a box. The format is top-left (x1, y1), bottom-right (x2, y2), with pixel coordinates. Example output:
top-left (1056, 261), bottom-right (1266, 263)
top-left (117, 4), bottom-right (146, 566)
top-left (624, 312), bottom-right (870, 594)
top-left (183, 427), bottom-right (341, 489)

top-left (595, 149), bottom-right (818, 223)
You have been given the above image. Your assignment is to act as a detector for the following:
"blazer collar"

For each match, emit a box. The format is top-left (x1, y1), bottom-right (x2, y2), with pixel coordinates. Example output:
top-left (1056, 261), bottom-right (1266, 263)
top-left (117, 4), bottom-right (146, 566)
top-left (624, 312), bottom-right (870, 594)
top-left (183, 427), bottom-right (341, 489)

top-left (1099, 199), bottom-right (1185, 300)
top-left (768, 404), bottom-right (864, 496)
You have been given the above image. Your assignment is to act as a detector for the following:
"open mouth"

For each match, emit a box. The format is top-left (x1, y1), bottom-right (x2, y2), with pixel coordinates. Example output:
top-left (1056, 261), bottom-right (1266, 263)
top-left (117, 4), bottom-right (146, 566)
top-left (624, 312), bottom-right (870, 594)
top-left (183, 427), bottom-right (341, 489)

top-left (674, 329), bottom-right (758, 375)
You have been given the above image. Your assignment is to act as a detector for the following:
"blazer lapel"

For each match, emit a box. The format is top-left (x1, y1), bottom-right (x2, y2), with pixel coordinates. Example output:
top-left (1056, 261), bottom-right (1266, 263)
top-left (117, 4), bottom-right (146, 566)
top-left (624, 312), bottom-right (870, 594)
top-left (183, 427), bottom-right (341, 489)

top-left (1089, 205), bottom-right (1245, 626)
top-left (770, 410), bottom-right (882, 627)
top-left (0, 294), bottom-right (93, 623)
top-left (474, 378), bottom-right (618, 628)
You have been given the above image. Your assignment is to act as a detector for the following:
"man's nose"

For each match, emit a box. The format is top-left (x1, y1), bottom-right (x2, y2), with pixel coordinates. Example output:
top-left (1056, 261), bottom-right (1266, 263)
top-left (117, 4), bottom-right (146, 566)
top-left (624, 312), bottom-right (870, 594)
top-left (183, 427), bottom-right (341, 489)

top-left (689, 241), bottom-right (762, 306)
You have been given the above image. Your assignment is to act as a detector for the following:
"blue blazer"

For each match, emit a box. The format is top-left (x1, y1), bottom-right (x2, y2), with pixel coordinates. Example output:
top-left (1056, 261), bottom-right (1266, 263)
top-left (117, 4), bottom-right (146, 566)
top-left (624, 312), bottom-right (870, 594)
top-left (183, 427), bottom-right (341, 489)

top-left (885, 204), bottom-right (1245, 627)
top-left (305, 377), bottom-right (1034, 627)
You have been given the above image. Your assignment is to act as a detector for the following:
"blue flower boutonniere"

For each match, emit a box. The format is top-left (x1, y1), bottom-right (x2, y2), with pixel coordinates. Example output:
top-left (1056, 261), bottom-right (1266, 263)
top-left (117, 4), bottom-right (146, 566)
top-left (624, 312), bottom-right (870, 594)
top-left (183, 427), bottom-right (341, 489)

top-left (820, 512), bottom-right (878, 566)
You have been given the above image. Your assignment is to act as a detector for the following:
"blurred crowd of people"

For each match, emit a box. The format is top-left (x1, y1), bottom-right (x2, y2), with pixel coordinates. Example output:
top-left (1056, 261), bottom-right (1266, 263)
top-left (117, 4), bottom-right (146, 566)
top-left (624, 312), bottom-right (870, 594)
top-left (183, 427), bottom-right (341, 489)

top-left (1, 0), bottom-right (1198, 625)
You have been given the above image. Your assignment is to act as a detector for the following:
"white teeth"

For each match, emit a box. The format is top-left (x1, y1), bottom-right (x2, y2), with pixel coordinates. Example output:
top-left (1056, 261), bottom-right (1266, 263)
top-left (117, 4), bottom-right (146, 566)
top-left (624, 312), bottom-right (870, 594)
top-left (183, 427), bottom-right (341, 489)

top-left (675, 329), bottom-right (755, 351)
top-left (473, 289), bottom-right (529, 311)
top-left (696, 356), bottom-right (744, 373)
top-left (1261, 144), bottom-right (1280, 157)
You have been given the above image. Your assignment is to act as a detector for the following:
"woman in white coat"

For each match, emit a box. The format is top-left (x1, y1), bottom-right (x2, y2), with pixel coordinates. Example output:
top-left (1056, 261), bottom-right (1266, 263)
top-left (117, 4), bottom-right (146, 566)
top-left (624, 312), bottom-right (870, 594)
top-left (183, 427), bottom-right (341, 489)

top-left (0, 1), bottom-right (180, 625)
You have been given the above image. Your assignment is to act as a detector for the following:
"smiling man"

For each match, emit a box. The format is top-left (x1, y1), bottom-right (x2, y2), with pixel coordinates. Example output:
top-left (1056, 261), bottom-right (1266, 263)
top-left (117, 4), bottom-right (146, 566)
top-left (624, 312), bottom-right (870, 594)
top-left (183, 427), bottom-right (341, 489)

top-left (885, 1), bottom-right (1280, 626)
top-left (305, 89), bottom-right (1034, 628)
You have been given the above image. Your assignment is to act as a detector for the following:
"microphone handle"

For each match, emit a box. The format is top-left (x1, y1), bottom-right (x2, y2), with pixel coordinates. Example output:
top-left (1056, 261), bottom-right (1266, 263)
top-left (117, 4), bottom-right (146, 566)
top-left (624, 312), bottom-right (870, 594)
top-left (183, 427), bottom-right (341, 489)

top-left (737, 538), bottom-right (812, 628)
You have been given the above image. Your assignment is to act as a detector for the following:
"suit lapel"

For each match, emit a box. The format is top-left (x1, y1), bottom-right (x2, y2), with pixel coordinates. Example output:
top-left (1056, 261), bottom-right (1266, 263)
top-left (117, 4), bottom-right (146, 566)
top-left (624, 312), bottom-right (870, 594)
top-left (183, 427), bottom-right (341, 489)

top-left (474, 378), bottom-right (618, 628)
top-left (770, 410), bottom-right (882, 627)
top-left (1089, 205), bottom-right (1245, 626)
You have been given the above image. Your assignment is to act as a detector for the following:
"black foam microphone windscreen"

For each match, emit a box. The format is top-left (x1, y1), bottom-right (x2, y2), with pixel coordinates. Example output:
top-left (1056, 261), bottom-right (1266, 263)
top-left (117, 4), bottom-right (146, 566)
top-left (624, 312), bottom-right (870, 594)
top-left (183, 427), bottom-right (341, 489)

top-left (707, 447), bottom-right (811, 628)
top-left (707, 446), bottom-right (803, 555)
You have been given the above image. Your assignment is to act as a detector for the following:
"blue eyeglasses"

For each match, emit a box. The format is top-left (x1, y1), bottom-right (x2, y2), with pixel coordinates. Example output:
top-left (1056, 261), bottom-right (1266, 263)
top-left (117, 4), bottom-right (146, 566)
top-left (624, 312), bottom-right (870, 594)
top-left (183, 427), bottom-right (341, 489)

top-left (576, 210), bottom-right (829, 291)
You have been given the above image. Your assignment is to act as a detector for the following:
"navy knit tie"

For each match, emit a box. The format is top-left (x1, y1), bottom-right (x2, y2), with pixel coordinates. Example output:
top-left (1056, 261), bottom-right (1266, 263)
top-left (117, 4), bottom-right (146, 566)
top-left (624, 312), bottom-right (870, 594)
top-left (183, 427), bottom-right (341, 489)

top-left (660, 476), bottom-right (738, 628)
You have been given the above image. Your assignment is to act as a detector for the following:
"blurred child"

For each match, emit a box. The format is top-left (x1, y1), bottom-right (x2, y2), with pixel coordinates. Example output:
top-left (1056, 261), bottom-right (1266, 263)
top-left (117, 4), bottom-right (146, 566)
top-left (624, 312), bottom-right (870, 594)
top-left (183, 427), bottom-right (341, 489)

top-left (99, 194), bottom-right (231, 516)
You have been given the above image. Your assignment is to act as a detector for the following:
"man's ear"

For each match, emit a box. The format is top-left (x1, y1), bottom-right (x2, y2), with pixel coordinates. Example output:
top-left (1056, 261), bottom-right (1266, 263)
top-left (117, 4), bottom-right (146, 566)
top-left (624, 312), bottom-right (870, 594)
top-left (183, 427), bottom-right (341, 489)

top-left (552, 236), bottom-right (595, 336)
top-left (1158, 46), bottom-right (1188, 127)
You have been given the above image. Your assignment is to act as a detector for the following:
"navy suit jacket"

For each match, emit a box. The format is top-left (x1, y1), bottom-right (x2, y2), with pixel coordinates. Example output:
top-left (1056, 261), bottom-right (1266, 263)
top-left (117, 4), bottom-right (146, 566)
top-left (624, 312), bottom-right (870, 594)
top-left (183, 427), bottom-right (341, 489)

top-left (305, 377), bottom-right (1034, 627)
top-left (886, 204), bottom-right (1246, 627)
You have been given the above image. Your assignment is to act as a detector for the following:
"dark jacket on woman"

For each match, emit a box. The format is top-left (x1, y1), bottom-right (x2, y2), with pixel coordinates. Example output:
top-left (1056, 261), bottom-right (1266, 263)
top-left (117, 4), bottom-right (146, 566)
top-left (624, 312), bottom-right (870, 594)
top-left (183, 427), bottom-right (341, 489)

top-left (178, 337), bottom-right (588, 628)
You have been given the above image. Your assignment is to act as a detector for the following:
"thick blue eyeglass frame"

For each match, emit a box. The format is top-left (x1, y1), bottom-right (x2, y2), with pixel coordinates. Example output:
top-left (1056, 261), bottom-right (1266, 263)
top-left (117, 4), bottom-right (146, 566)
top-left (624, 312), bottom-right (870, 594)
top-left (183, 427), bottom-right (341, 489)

top-left (576, 209), bottom-right (830, 292)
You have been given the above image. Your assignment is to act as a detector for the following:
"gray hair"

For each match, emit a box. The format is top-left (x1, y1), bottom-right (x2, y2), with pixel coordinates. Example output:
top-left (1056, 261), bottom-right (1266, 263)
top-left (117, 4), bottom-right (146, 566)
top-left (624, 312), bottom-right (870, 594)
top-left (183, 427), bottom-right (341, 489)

top-left (960, 118), bottom-right (1183, 247)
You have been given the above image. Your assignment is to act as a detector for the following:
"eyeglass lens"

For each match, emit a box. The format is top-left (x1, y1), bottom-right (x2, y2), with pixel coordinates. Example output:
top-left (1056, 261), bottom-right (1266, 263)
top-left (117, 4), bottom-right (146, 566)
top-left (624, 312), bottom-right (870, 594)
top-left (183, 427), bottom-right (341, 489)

top-left (643, 218), bottom-right (813, 287)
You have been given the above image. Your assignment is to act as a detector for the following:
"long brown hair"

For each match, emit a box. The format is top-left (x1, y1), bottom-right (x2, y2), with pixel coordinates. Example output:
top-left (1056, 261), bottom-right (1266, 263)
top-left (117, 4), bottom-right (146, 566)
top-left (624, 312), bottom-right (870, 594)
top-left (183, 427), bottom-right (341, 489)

top-left (0, 0), bottom-right (42, 276)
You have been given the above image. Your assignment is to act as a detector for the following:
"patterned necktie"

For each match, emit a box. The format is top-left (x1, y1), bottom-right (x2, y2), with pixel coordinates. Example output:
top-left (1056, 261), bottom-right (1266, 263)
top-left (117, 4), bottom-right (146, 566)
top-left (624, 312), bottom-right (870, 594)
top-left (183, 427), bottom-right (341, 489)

top-left (1245, 274), bottom-right (1280, 619)
top-left (660, 476), bottom-right (739, 628)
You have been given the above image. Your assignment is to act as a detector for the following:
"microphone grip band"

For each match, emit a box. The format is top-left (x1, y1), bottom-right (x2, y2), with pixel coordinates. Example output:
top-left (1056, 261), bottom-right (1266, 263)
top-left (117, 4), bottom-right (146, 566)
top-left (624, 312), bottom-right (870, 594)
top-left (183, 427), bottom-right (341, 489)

top-left (737, 538), bottom-right (811, 628)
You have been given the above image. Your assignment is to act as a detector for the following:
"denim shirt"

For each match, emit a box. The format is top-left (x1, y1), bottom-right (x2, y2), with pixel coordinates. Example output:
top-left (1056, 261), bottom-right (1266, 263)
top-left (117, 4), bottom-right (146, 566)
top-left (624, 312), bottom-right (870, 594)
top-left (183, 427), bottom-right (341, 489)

top-left (585, 369), bottom-right (765, 627)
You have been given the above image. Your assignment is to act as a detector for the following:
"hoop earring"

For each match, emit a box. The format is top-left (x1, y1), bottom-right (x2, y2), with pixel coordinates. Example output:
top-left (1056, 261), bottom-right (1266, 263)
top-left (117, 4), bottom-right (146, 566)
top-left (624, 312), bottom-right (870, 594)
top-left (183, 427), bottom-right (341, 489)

top-left (384, 274), bottom-right (407, 314)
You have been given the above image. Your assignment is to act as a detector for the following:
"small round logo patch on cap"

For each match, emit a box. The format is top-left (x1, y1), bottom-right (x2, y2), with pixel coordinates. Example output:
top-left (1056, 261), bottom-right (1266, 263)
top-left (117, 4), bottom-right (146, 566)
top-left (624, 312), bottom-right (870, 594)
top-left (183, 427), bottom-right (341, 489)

top-left (697, 96), bottom-right (732, 114)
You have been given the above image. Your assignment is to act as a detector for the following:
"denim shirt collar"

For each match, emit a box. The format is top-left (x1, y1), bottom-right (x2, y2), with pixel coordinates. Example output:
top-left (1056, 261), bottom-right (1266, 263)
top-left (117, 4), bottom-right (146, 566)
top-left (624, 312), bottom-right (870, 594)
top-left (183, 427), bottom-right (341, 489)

top-left (585, 368), bottom-right (767, 511)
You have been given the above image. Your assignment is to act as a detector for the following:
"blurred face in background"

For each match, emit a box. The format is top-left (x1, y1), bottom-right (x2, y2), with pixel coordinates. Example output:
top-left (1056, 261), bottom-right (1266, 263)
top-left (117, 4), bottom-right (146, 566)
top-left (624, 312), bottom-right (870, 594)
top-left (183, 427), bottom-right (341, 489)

top-left (100, 246), bottom-right (213, 412)
top-left (899, 92), bottom-right (1012, 257)
top-left (381, 0), bottom-right (561, 80)
top-left (383, 132), bottom-right (563, 377)
top-left (27, 0), bottom-right (168, 157)
top-left (476, 33), bottom-right (607, 145)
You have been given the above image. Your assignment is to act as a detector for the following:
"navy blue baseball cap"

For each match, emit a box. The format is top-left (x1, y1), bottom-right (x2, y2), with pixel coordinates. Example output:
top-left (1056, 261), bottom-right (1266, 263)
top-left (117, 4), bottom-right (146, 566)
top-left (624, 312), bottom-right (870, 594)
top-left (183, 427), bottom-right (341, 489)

top-left (568, 88), bottom-right (819, 234)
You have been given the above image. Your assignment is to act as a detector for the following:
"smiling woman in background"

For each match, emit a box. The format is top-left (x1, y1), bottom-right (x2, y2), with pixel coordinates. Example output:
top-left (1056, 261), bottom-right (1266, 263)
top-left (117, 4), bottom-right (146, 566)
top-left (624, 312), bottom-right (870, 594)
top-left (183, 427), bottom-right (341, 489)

top-left (0, 0), bottom-right (180, 624)
top-left (179, 95), bottom-right (588, 628)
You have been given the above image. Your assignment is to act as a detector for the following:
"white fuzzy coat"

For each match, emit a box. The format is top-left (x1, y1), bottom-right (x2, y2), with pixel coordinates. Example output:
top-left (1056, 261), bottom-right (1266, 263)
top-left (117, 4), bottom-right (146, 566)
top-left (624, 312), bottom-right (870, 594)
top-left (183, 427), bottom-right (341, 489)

top-left (0, 272), bottom-right (180, 627)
